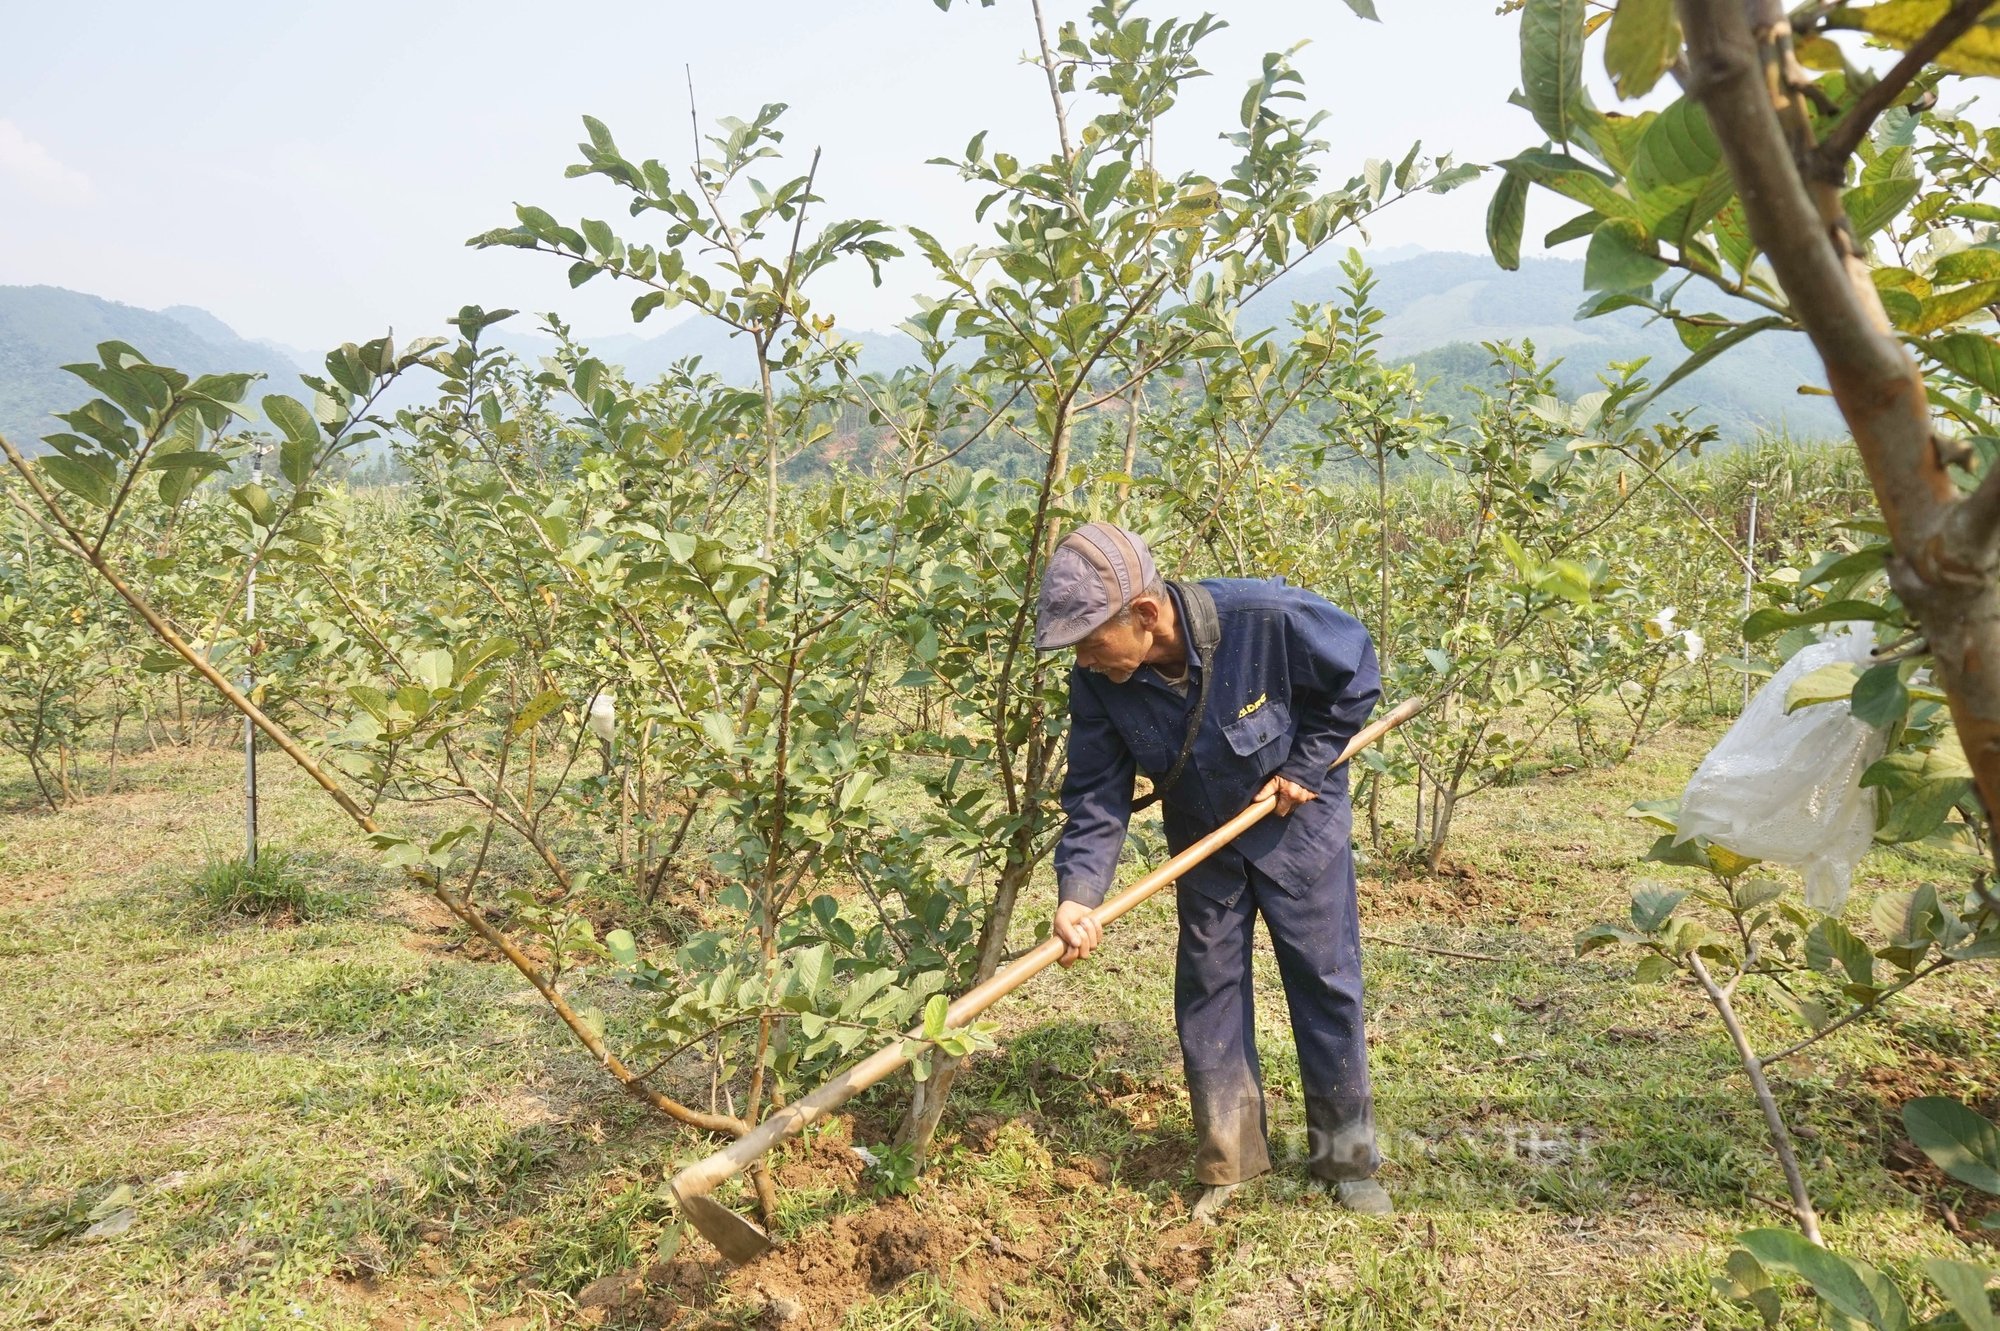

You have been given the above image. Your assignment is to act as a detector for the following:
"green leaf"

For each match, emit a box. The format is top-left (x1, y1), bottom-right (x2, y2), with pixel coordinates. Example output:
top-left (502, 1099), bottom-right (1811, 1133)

top-left (1631, 99), bottom-right (1719, 193)
top-left (1546, 210), bottom-right (1603, 247)
top-left (38, 456), bottom-right (114, 508)
top-left (1576, 922), bottom-right (1645, 955)
top-left (1501, 150), bottom-right (1638, 220)
top-left (656, 1219), bottom-right (685, 1266)
top-left (1905, 1097), bottom-right (2000, 1194)
top-left (1338, 0), bottom-right (1380, 18)
top-left (1631, 885), bottom-right (1686, 934)
top-left (1924, 332), bottom-right (2000, 396)
top-left (1427, 162), bottom-right (1484, 193)
top-left (1924, 1259), bottom-right (2000, 1331)
top-left (1714, 1248), bottom-right (1782, 1328)
top-left (605, 929), bottom-right (638, 967)
top-left (230, 482), bottom-right (277, 528)
top-left (1644, 832), bottom-right (1716, 870)
top-left (1584, 218), bottom-right (1666, 293)
top-left (1802, 545), bottom-right (1889, 590)
top-left (1808, 918), bottom-right (1875, 987)
top-left (1844, 176), bottom-right (1920, 241)
top-left (263, 394), bottom-right (318, 449)
top-left (700, 710), bottom-right (736, 753)
top-left (1742, 599), bottom-right (1890, 640)
top-left (1520, 0), bottom-right (1589, 146)
top-left (1624, 316), bottom-right (1789, 417)
top-left (413, 648), bottom-right (455, 691)
top-left (1733, 878), bottom-right (1787, 910)
top-left (1738, 1229), bottom-right (1907, 1329)
top-left (1362, 158), bottom-right (1392, 206)
top-left (1632, 953), bottom-right (1677, 983)
top-left (1915, 280), bottom-right (2000, 335)
top-left (1706, 842), bottom-right (1761, 878)
top-left (1785, 658), bottom-right (1869, 715)
top-left (922, 993), bottom-right (949, 1040)
top-left (1829, 0), bottom-right (2000, 78)
top-left (1849, 662), bottom-right (1908, 728)
top-left (1085, 159), bottom-right (1130, 217)
top-left (1768, 985), bottom-right (1833, 1033)
top-left (1872, 884), bottom-right (1943, 947)
top-left (790, 943), bottom-right (831, 1001)
top-left (1604, 0), bottom-right (1680, 98)
top-left (1627, 799), bottom-right (1680, 832)
top-left (1934, 247), bottom-right (2000, 285)
top-left (1862, 748), bottom-right (1975, 844)
top-left (1487, 170), bottom-right (1528, 271)
top-left (87, 1184), bottom-right (135, 1224)
top-left (149, 449), bottom-right (228, 506)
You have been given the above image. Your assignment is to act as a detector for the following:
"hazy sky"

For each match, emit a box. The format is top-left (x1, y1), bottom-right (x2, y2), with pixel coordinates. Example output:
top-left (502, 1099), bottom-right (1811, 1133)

top-left (2, 1), bottom-right (1593, 351)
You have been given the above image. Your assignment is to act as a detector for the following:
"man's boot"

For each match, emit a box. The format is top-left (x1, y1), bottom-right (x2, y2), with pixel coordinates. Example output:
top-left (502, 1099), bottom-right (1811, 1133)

top-left (1332, 1177), bottom-right (1393, 1215)
top-left (1191, 1182), bottom-right (1240, 1225)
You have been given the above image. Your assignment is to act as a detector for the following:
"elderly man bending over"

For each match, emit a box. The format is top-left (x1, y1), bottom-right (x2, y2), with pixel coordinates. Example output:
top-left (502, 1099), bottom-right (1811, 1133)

top-left (1034, 522), bottom-right (1389, 1223)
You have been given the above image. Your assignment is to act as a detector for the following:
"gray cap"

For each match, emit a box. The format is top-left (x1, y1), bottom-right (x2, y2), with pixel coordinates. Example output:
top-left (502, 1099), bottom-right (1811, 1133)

top-left (1034, 522), bottom-right (1159, 651)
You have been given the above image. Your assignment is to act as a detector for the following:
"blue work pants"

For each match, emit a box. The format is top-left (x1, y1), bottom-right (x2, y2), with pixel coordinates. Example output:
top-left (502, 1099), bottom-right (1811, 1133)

top-left (1175, 843), bottom-right (1378, 1185)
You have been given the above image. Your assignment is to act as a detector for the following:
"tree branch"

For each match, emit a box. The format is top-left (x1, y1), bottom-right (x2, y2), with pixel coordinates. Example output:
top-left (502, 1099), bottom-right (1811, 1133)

top-left (1688, 951), bottom-right (1825, 1246)
top-left (1812, 0), bottom-right (1992, 178)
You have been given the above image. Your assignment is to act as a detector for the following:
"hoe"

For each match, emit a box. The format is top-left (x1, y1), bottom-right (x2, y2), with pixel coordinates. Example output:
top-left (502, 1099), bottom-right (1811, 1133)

top-left (670, 696), bottom-right (1423, 1263)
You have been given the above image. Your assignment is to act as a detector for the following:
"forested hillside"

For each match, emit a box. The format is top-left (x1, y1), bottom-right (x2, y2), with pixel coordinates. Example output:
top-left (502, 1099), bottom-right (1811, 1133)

top-left (0, 287), bottom-right (302, 445)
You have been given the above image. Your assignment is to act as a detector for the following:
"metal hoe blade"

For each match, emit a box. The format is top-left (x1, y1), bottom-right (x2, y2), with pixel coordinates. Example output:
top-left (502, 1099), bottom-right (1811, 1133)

top-left (677, 1190), bottom-right (773, 1264)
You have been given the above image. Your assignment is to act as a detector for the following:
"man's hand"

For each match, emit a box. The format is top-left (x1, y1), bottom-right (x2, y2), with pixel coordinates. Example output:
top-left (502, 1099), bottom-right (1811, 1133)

top-left (1256, 774), bottom-right (1318, 816)
top-left (1053, 900), bottom-right (1103, 968)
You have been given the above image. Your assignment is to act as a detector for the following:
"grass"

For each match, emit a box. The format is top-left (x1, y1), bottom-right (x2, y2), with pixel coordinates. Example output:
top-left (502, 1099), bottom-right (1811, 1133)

top-left (1, 721), bottom-right (1997, 1329)
top-left (188, 850), bottom-right (354, 920)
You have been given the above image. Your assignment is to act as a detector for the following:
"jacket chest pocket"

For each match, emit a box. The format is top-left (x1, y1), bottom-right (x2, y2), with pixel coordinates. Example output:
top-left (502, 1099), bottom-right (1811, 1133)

top-left (1221, 700), bottom-right (1291, 758)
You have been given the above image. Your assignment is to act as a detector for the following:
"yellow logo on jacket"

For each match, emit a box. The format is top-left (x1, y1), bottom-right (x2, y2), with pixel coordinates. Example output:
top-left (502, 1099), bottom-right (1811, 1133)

top-left (1237, 692), bottom-right (1267, 720)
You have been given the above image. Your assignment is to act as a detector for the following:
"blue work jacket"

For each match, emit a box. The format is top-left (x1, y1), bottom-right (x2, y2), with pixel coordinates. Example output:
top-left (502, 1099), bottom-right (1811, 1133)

top-left (1054, 579), bottom-right (1381, 908)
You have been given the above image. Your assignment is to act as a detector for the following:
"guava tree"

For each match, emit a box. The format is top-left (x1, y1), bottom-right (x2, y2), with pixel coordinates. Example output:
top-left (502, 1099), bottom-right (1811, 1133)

top-left (887, 0), bottom-right (1480, 1155)
top-left (1497, 0), bottom-right (2000, 1312)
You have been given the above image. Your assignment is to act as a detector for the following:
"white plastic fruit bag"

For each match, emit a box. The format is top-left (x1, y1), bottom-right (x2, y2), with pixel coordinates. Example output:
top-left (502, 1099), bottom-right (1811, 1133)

top-left (1675, 626), bottom-right (1886, 913)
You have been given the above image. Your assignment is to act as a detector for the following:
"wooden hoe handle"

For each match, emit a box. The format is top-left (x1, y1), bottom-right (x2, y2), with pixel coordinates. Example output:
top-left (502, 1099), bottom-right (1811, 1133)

top-left (668, 695), bottom-right (1423, 1211)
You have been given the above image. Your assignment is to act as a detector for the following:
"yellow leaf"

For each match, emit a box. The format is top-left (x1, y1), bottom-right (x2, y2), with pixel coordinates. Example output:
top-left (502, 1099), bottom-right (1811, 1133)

top-left (1831, 0), bottom-right (2000, 78)
top-left (1706, 843), bottom-right (1761, 878)
top-left (1874, 265), bottom-right (1934, 298)
top-left (1795, 33), bottom-right (1849, 70)
top-left (1914, 278), bottom-right (2000, 334)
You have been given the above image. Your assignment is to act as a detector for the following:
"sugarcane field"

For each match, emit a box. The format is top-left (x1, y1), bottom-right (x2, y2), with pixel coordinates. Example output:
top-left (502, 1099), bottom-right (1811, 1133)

top-left (9, 2), bottom-right (2000, 1328)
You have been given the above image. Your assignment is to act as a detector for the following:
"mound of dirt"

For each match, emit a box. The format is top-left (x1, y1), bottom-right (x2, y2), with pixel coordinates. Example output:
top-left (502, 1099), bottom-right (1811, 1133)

top-left (727, 1196), bottom-right (1015, 1327)
top-left (643, 1109), bottom-right (1215, 1327)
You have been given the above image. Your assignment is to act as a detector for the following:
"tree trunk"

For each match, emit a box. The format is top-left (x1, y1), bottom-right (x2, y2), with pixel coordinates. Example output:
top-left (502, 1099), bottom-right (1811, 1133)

top-left (1426, 788), bottom-right (1457, 872)
top-left (899, 828), bottom-right (1039, 1164)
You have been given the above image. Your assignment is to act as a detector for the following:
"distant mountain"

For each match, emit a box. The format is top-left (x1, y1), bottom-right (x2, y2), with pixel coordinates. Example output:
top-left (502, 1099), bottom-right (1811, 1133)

top-left (497, 250), bottom-right (1841, 440)
top-left (489, 317), bottom-right (921, 385)
top-left (0, 287), bottom-right (308, 449)
top-left (1, 249), bottom-right (1845, 457)
top-left (1243, 251), bottom-right (1844, 439)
